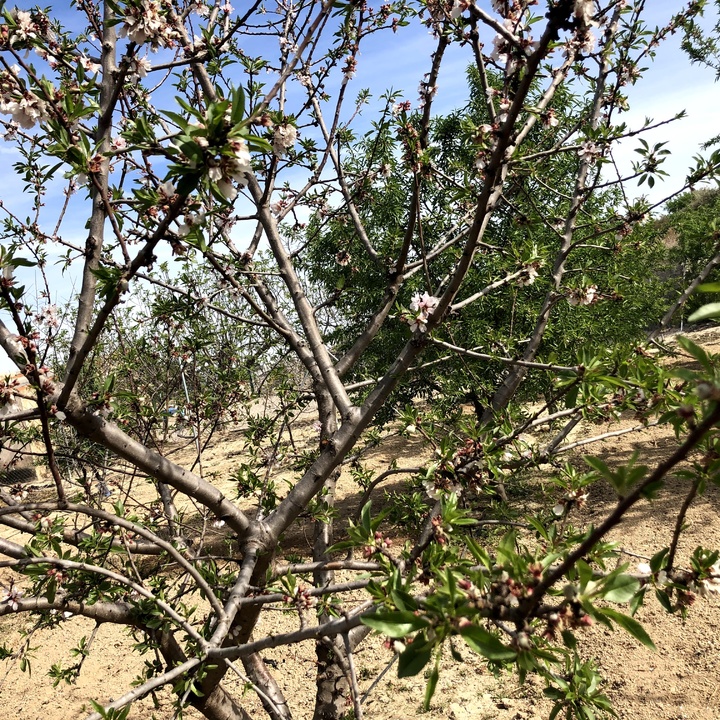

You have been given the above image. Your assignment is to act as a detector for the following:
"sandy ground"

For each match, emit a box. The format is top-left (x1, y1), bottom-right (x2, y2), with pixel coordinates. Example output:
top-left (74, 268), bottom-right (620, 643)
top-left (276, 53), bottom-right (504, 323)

top-left (1, 331), bottom-right (720, 720)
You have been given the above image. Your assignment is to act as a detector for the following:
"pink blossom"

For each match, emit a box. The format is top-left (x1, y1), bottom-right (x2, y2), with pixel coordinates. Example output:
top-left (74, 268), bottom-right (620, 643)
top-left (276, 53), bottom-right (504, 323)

top-left (35, 304), bottom-right (60, 328)
top-left (408, 292), bottom-right (439, 332)
top-left (0, 581), bottom-right (23, 611)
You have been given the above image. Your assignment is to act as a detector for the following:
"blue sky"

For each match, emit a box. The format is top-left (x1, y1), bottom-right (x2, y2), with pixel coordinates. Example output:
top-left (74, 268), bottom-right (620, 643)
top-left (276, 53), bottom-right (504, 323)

top-left (1, 1), bottom-right (719, 374)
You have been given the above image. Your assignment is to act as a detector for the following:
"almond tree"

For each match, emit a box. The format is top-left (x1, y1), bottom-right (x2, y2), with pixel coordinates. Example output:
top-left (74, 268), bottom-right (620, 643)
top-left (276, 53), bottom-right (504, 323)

top-left (1, 2), bottom-right (720, 719)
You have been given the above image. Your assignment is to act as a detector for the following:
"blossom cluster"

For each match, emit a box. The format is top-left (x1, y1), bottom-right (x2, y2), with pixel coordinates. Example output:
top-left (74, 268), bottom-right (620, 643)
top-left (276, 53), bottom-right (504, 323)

top-left (517, 263), bottom-right (540, 286)
top-left (126, 55), bottom-right (152, 82)
top-left (176, 209), bottom-right (206, 237)
top-left (552, 488), bottom-right (589, 516)
top-left (0, 374), bottom-right (28, 406)
top-left (578, 140), bottom-right (601, 160)
top-left (212, 137), bottom-right (253, 201)
top-left (489, 18), bottom-right (539, 72)
top-left (567, 284), bottom-right (598, 306)
top-left (570, 0), bottom-right (599, 53)
top-left (574, 0), bottom-right (595, 27)
top-left (418, 73), bottom-right (438, 109)
top-left (423, 475), bottom-right (463, 500)
top-left (35, 304), bottom-right (60, 329)
top-left (637, 559), bottom-right (720, 598)
top-left (362, 530), bottom-right (393, 558)
top-left (0, 8), bottom-right (52, 49)
top-left (119, 0), bottom-right (176, 49)
top-left (272, 123), bottom-right (297, 158)
top-left (406, 292), bottom-right (439, 332)
top-left (699, 562), bottom-right (720, 596)
top-left (0, 68), bottom-right (49, 130)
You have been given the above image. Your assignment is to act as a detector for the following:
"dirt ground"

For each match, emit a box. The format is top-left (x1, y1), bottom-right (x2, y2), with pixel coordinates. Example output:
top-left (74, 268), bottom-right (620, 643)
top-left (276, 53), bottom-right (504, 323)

top-left (1, 330), bottom-right (720, 720)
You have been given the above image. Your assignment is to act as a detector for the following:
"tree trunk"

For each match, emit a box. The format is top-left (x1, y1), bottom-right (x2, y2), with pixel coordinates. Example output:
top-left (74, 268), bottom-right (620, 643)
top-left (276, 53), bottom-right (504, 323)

top-left (161, 548), bottom-right (292, 720)
top-left (313, 639), bottom-right (350, 720)
top-left (312, 470), bottom-right (350, 720)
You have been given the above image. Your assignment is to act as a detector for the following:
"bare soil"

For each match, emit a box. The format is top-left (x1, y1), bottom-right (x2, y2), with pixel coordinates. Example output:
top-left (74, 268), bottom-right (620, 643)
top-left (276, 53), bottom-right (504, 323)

top-left (2, 330), bottom-right (720, 720)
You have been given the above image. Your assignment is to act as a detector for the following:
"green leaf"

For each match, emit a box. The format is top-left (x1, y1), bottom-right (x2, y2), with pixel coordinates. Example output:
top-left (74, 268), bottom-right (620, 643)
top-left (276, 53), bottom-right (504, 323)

top-left (688, 303), bottom-right (720, 322)
top-left (397, 643), bottom-right (432, 678)
top-left (649, 547), bottom-right (669, 573)
top-left (361, 611), bottom-right (429, 638)
top-left (602, 573), bottom-right (640, 603)
top-left (584, 456), bottom-right (611, 479)
top-left (360, 501), bottom-right (372, 535)
top-left (390, 589), bottom-right (417, 612)
top-left (599, 608), bottom-right (656, 650)
top-left (629, 587), bottom-right (645, 616)
top-left (230, 85), bottom-right (246, 125)
top-left (459, 625), bottom-right (517, 661)
top-left (423, 665), bottom-right (439, 710)
top-left (576, 559), bottom-right (594, 591)
top-left (676, 335), bottom-right (714, 374)
top-left (561, 629), bottom-right (577, 649)
top-left (162, 110), bottom-right (191, 131)
top-left (655, 588), bottom-right (674, 613)
top-left (464, 535), bottom-right (492, 568)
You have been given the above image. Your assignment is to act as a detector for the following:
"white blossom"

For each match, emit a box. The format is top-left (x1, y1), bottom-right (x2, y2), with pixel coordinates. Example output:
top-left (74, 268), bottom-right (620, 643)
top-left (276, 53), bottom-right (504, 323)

top-left (517, 265), bottom-right (539, 286)
top-left (423, 478), bottom-right (462, 500)
top-left (79, 55), bottom-right (101, 74)
top-left (0, 91), bottom-right (49, 129)
top-left (36, 304), bottom-right (59, 328)
top-left (214, 137), bottom-right (253, 192)
top-left (127, 55), bottom-right (152, 81)
top-left (578, 140), bottom-right (599, 159)
top-left (217, 178), bottom-right (237, 201)
top-left (567, 285), bottom-right (598, 306)
top-left (158, 180), bottom-right (175, 200)
top-left (580, 28), bottom-right (597, 53)
top-left (8, 9), bottom-right (37, 45)
top-left (700, 562), bottom-right (720, 596)
top-left (450, 0), bottom-right (472, 20)
top-left (176, 209), bottom-right (206, 237)
top-left (272, 123), bottom-right (297, 157)
top-left (574, 0), bottom-right (595, 27)
top-left (498, 98), bottom-right (511, 123)
top-left (119, 0), bottom-right (171, 48)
